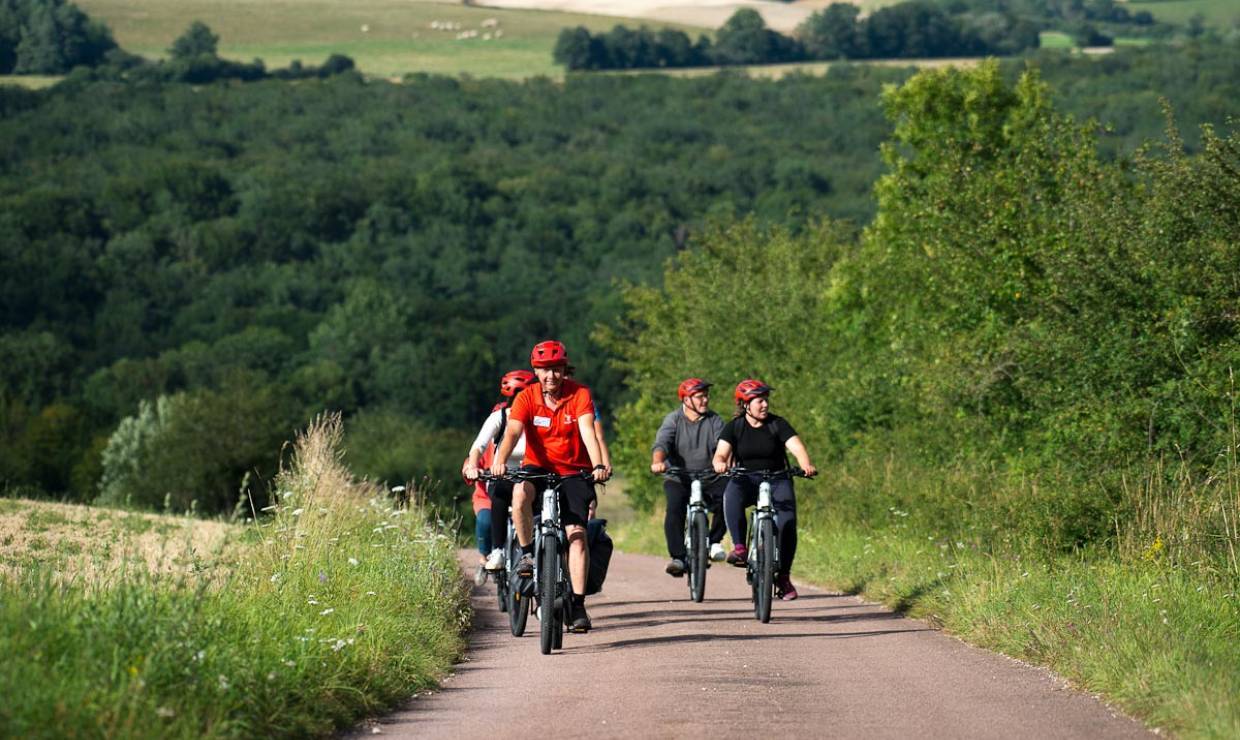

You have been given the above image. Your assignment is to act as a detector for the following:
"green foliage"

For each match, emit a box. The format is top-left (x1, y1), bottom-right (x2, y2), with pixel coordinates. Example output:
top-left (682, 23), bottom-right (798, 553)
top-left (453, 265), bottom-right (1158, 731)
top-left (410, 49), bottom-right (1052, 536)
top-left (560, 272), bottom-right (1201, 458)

top-left (598, 219), bottom-right (849, 510)
top-left (605, 61), bottom-right (1240, 564)
top-left (98, 376), bottom-right (297, 513)
top-left (343, 409), bottom-right (473, 514)
top-left (3, 43), bottom-right (1239, 514)
top-left (0, 0), bottom-right (116, 74)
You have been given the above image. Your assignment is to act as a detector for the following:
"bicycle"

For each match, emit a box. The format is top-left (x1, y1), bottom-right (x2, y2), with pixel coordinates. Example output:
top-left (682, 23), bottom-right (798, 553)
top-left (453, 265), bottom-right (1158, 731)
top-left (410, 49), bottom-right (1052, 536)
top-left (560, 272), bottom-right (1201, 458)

top-left (723, 467), bottom-right (811, 623)
top-left (478, 475), bottom-right (533, 637)
top-left (492, 468), bottom-right (595, 654)
top-left (655, 468), bottom-right (715, 603)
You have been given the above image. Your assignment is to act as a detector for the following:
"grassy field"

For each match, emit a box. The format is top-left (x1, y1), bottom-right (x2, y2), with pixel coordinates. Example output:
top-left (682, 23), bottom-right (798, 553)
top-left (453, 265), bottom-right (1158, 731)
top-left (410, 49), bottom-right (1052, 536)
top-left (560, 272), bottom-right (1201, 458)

top-left (74, 0), bottom-right (696, 79)
top-left (0, 416), bottom-right (469, 738)
top-left (1131, 0), bottom-right (1240, 29)
top-left (0, 75), bottom-right (64, 88)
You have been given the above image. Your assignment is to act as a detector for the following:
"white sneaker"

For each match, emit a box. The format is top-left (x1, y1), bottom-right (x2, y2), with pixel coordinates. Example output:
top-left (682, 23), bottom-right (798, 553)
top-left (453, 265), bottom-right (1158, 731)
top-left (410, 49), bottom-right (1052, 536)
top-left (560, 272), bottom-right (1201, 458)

top-left (473, 565), bottom-right (488, 586)
top-left (710, 542), bottom-right (727, 562)
top-left (484, 548), bottom-right (506, 571)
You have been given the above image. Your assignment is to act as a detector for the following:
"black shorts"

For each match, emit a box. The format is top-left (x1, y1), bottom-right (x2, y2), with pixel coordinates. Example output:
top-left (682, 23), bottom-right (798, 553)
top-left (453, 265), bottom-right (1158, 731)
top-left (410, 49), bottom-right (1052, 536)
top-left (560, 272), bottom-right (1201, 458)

top-left (523, 465), bottom-right (594, 528)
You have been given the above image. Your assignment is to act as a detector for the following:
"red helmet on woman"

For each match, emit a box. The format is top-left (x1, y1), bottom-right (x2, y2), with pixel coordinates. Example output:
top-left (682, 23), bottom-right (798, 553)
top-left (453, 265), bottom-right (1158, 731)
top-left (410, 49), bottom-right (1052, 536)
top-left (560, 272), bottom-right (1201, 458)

top-left (677, 378), bottom-right (713, 400)
top-left (530, 340), bottom-right (569, 368)
top-left (500, 370), bottom-right (536, 397)
top-left (734, 379), bottom-right (773, 403)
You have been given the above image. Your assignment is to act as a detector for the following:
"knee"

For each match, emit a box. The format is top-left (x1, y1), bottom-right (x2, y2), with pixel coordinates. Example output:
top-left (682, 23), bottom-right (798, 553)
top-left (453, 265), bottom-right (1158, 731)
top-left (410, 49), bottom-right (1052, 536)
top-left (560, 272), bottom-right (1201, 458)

top-left (565, 526), bottom-right (586, 547)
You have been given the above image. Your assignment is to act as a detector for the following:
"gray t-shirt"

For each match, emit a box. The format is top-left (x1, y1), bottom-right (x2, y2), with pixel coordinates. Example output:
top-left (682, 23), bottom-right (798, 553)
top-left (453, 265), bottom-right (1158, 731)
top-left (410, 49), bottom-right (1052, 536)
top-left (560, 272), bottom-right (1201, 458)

top-left (652, 408), bottom-right (724, 474)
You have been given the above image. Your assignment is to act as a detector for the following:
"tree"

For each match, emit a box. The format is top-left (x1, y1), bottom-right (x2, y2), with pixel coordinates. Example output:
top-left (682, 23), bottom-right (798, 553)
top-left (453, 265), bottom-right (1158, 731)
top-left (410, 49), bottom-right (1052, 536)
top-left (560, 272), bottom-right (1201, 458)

top-left (799, 3), bottom-right (863, 59)
top-left (170, 20), bottom-right (219, 60)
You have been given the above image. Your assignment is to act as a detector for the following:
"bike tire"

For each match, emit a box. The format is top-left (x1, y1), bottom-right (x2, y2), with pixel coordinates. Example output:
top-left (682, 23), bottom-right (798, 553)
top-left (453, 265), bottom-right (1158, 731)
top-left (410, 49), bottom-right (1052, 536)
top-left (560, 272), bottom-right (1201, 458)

top-left (509, 581), bottom-right (529, 636)
top-left (539, 535), bottom-right (559, 655)
top-left (688, 510), bottom-right (708, 603)
top-left (755, 518), bottom-right (775, 623)
top-left (496, 569), bottom-right (509, 613)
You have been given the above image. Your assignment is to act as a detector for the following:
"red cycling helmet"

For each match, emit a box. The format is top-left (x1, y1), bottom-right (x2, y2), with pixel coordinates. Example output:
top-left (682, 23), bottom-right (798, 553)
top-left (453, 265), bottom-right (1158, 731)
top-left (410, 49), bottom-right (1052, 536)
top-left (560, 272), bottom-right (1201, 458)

top-left (499, 370), bottom-right (536, 397)
top-left (677, 378), bottom-right (713, 400)
top-left (530, 340), bottom-right (569, 368)
top-left (734, 379), bottom-right (773, 404)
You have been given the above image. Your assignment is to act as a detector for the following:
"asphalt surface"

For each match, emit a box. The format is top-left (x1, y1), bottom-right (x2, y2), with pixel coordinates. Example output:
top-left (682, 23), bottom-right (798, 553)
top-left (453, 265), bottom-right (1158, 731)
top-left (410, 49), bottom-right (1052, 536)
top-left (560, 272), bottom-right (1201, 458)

top-left (352, 549), bottom-right (1153, 739)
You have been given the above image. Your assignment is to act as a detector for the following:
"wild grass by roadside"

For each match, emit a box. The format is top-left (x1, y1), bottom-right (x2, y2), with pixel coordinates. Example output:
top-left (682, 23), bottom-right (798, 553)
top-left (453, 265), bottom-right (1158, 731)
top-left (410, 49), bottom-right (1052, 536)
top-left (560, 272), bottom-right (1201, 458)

top-left (794, 523), bottom-right (1240, 738)
top-left (0, 414), bottom-right (469, 738)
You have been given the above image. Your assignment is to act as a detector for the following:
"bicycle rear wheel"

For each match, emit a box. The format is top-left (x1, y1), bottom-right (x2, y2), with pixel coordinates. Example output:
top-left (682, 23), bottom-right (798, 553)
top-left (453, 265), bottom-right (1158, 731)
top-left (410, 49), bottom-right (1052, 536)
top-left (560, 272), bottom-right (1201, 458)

top-left (688, 510), bottom-right (708, 603)
top-left (539, 535), bottom-right (560, 655)
top-left (755, 517), bottom-right (775, 623)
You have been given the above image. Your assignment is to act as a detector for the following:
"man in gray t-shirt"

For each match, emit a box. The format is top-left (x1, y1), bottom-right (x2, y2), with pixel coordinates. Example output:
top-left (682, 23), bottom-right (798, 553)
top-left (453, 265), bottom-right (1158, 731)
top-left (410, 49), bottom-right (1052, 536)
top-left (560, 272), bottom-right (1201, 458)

top-left (651, 378), bottom-right (728, 575)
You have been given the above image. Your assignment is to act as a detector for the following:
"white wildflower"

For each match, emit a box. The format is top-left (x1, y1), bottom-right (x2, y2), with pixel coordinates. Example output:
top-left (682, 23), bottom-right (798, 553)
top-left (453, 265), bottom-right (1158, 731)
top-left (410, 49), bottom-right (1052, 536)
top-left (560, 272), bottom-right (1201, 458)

top-left (332, 639), bottom-right (348, 652)
top-left (349, 557), bottom-right (360, 566)
top-left (292, 508), bottom-right (304, 517)
top-left (217, 674), bottom-right (230, 691)
top-left (156, 706), bottom-right (176, 718)
top-left (320, 608), bottom-right (335, 616)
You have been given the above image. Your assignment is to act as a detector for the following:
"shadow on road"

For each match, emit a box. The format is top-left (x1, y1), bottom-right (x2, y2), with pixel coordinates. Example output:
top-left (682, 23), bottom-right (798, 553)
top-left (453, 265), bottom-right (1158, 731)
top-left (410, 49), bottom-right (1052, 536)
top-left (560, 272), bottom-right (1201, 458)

top-left (572, 626), bottom-right (932, 653)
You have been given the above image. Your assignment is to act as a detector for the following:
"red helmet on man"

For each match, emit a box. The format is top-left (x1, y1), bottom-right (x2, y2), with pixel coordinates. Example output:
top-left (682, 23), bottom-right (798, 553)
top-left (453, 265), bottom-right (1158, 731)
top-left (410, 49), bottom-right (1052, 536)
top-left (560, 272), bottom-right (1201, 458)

top-left (530, 340), bottom-right (569, 368)
top-left (677, 378), bottom-right (713, 400)
top-left (500, 370), bottom-right (536, 397)
top-left (734, 379), bottom-right (773, 404)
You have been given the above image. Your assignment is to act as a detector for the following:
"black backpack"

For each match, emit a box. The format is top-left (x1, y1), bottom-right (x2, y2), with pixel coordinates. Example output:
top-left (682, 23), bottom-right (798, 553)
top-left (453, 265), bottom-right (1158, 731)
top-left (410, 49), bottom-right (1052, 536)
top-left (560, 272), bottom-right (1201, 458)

top-left (585, 518), bottom-right (613, 595)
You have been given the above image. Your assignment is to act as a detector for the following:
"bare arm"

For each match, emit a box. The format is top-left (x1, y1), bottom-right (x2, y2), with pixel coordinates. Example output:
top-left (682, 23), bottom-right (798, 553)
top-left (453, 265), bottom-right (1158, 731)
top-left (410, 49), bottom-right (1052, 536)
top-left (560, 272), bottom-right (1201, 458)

top-left (651, 448), bottom-right (668, 474)
top-left (577, 413), bottom-right (608, 482)
top-left (712, 439), bottom-right (733, 474)
top-left (593, 418), bottom-right (612, 475)
top-left (489, 418), bottom-right (525, 477)
top-left (785, 435), bottom-right (816, 477)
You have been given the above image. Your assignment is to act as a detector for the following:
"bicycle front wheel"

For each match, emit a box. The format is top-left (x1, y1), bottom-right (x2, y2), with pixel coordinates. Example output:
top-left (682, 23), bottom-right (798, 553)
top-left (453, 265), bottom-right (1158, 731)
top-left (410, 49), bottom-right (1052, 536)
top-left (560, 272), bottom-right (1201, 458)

top-left (509, 574), bottom-right (530, 636)
top-left (755, 517), bottom-right (775, 623)
top-left (688, 510), bottom-right (708, 603)
top-left (539, 535), bottom-right (560, 655)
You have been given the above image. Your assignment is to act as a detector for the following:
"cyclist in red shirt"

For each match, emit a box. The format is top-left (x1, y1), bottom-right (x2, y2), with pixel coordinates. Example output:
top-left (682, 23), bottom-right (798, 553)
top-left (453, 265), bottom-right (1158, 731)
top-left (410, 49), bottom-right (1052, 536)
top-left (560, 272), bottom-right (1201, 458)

top-left (491, 340), bottom-right (609, 632)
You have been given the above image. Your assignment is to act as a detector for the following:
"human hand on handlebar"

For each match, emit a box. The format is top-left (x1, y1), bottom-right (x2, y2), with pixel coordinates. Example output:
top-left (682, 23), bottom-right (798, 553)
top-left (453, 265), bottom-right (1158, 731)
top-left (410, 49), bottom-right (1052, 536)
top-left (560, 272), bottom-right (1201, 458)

top-left (801, 463), bottom-right (817, 478)
top-left (650, 460), bottom-right (668, 474)
top-left (712, 458), bottom-right (729, 475)
top-left (592, 465), bottom-right (610, 483)
top-left (463, 463), bottom-right (481, 481)
top-left (489, 459), bottom-right (507, 478)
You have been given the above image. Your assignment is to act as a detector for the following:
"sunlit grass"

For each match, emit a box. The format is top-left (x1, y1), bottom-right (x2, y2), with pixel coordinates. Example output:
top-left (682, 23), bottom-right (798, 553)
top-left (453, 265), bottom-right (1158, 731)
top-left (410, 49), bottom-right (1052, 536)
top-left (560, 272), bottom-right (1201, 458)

top-left (0, 414), bottom-right (469, 737)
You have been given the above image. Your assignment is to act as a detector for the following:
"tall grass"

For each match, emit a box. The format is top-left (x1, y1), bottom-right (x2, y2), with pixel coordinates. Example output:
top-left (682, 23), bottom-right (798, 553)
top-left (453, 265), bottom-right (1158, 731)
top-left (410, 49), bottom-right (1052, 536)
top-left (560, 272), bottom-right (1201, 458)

top-left (0, 414), bottom-right (468, 738)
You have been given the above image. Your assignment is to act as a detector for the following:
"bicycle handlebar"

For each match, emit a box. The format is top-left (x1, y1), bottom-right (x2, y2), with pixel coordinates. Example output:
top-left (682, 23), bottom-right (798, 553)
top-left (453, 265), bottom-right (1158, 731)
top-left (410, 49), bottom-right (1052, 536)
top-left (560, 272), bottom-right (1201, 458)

top-left (652, 467), bottom-right (717, 479)
top-left (722, 467), bottom-right (815, 480)
top-left (476, 469), bottom-right (596, 485)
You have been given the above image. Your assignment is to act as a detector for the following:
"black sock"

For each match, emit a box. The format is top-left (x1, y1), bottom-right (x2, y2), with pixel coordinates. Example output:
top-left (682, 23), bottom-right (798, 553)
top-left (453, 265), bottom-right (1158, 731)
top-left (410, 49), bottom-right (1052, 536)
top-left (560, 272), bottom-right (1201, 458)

top-left (572, 593), bottom-right (585, 608)
top-left (521, 543), bottom-right (534, 556)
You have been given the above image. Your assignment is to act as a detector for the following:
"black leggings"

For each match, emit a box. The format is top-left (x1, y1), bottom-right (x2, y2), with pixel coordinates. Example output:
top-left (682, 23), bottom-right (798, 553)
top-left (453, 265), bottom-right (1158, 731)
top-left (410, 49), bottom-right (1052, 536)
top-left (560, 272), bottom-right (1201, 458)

top-left (663, 475), bottom-right (727, 560)
top-left (723, 474), bottom-right (797, 577)
top-left (486, 479), bottom-right (514, 550)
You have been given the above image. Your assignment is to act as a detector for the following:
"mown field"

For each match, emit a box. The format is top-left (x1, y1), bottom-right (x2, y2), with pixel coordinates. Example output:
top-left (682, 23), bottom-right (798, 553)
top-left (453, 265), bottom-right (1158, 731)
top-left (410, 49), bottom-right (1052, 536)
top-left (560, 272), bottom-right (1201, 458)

top-left (1, 417), bottom-right (469, 738)
top-left (73, 0), bottom-right (697, 78)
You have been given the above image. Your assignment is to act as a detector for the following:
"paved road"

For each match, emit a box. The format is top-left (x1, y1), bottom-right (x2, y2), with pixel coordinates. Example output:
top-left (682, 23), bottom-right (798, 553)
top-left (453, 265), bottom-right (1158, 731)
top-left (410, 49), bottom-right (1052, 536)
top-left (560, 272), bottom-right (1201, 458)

top-left (356, 549), bottom-right (1152, 739)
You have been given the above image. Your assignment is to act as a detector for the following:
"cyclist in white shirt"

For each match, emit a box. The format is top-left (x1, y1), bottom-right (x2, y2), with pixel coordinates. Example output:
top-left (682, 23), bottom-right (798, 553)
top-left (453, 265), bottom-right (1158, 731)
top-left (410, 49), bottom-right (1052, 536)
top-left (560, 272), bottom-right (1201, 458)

top-left (463, 370), bottom-right (535, 571)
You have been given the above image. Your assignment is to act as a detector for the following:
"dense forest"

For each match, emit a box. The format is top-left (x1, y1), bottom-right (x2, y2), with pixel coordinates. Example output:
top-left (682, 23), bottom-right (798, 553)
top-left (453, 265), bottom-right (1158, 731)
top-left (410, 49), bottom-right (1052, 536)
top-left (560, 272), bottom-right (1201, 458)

top-left (3, 38), bottom-right (1239, 517)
